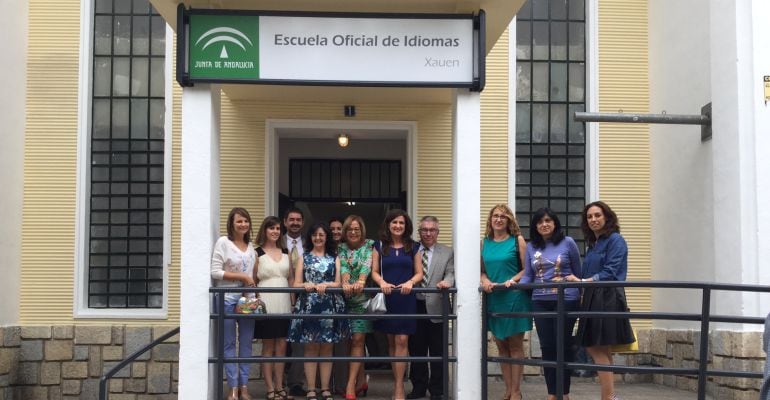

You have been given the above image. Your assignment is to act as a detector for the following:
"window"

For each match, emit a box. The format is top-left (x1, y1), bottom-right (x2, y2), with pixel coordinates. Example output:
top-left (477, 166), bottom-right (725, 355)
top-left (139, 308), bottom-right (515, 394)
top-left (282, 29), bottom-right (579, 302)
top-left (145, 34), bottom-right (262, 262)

top-left (515, 0), bottom-right (587, 248)
top-left (87, 0), bottom-right (166, 308)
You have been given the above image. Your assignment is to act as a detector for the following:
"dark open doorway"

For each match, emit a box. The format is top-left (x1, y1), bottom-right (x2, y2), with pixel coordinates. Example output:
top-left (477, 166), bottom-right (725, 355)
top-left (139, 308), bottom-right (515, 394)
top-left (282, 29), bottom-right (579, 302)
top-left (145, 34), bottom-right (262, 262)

top-left (279, 159), bottom-right (406, 238)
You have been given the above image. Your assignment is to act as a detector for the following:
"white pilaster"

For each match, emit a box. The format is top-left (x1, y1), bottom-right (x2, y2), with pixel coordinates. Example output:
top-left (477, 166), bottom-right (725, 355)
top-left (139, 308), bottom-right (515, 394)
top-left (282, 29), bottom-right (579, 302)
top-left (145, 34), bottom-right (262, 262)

top-left (179, 84), bottom-right (221, 399)
top-left (749, 0), bottom-right (770, 315)
top-left (452, 89), bottom-right (482, 398)
top-left (0, 0), bottom-right (26, 324)
top-left (710, 0), bottom-right (770, 327)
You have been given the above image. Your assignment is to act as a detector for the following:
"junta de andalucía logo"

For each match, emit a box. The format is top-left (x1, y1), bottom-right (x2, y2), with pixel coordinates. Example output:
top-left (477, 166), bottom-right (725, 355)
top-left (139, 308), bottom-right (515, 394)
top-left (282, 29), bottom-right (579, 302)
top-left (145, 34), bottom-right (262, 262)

top-left (195, 26), bottom-right (254, 58)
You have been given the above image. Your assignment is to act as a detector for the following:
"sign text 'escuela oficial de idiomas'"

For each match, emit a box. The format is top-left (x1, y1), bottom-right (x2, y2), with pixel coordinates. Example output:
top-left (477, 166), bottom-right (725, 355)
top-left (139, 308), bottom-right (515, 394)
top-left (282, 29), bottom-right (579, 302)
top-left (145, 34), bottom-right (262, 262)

top-left (184, 13), bottom-right (480, 86)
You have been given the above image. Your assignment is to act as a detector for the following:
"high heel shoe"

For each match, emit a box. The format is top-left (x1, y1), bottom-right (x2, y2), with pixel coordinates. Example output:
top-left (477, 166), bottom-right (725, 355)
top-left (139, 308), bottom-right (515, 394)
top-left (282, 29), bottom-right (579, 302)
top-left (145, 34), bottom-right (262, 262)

top-left (276, 388), bottom-right (291, 400)
top-left (240, 385), bottom-right (253, 400)
top-left (354, 383), bottom-right (368, 397)
top-left (227, 387), bottom-right (239, 400)
top-left (344, 394), bottom-right (357, 400)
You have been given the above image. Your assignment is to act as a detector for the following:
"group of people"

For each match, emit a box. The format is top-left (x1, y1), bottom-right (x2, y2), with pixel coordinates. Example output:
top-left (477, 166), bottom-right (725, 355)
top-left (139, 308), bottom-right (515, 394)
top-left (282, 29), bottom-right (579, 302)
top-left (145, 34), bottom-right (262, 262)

top-left (210, 200), bottom-right (634, 400)
top-left (482, 202), bottom-right (635, 400)
top-left (211, 207), bottom-right (454, 400)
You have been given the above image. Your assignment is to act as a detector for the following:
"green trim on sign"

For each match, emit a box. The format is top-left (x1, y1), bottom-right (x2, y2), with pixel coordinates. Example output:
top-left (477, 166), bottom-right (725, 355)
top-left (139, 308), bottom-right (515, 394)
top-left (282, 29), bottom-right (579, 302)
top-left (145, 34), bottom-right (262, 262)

top-left (188, 15), bottom-right (260, 80)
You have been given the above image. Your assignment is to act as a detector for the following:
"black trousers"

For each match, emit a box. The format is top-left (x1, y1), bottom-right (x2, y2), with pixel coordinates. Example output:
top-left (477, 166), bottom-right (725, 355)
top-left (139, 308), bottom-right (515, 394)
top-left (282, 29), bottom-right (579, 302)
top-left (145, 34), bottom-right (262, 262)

top-left (532, 299), bottom-right (580, 395)
top-left (408, 299), bottom-right (444, 396)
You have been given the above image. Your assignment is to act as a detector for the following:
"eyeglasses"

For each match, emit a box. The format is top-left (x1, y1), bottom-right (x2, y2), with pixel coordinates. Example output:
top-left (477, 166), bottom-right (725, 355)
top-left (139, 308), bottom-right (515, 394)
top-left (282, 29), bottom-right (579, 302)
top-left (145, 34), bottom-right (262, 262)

top-left (348, 228), bottom-right (361, 233)
top-left (419, 228), bottom-right (439, 234)
top-left (491, 214), bottom-right (508, 221)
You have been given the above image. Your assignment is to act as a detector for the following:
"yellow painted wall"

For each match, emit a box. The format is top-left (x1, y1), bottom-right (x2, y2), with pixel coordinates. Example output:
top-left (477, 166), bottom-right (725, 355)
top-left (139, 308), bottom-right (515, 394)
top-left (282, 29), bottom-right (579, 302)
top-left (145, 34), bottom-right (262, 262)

top-left (480, 28), bottom-right (511, 228)
top-left (598, 0), bottom-right (652, 327)
top-left (21, 0), bottom-right (81, 325)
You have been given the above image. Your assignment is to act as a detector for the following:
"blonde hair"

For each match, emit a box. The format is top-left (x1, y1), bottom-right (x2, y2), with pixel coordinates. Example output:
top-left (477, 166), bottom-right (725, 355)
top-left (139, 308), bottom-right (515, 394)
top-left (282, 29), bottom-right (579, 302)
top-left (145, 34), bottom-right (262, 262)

top-left (341, 215), bottom-right (367, 248)
top-left (484, 204), bottom-right (521, 238)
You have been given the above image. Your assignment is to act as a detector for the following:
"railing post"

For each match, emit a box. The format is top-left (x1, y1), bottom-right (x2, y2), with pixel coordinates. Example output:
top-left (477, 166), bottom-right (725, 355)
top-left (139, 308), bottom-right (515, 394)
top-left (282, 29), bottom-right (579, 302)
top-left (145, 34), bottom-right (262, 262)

top-left (697, 288), bottom-right (711, 400)
top-left (481, 290), bottom-right (488, 400)
top-left (217, 293), bottom-right (225, 400)
top-left (556, 284), bottom-right (565, 400)
top-left (442, 288), bottom-right (450, 398)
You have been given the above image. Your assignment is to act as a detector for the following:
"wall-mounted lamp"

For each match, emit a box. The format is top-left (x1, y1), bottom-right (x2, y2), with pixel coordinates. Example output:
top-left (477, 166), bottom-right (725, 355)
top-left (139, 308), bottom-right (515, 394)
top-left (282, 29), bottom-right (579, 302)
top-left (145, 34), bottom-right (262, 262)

top-left (337, 134), bottom-right (350, 148)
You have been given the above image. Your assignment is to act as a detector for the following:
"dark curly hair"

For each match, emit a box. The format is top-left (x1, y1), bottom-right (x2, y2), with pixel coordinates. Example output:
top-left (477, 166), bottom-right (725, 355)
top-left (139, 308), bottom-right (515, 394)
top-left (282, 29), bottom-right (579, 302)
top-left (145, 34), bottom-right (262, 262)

top-left (581, 201), bottom-right (621, 246)
top-left (303, 222), bottom-right (337, 257)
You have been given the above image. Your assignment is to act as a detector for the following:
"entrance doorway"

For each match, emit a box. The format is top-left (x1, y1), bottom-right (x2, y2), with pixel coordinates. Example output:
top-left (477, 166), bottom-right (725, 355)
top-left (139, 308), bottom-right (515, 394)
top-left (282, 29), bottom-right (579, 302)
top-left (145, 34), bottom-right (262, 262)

top-left (283, 159), bottom-right (405, 239)
top-left (268, 120), bottom-right (415, 240)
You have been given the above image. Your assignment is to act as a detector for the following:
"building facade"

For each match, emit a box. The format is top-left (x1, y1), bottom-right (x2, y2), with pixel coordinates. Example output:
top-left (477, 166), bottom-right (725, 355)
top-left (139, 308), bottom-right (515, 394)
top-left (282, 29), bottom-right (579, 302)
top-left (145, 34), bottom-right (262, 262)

top-left (0, 0), bottom-right (768, 399)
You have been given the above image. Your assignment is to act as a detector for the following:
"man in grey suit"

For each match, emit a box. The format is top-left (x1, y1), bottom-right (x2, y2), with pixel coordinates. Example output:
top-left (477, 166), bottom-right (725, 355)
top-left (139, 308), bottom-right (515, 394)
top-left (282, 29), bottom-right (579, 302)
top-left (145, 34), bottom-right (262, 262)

top-left (407, 216), bottom-right (455, 400)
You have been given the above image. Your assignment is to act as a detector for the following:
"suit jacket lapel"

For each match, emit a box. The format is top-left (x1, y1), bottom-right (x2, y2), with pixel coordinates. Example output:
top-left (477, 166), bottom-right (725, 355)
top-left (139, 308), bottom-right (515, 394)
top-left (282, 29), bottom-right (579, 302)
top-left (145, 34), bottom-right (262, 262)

top-left (427, 245), bottom-right (442, 284)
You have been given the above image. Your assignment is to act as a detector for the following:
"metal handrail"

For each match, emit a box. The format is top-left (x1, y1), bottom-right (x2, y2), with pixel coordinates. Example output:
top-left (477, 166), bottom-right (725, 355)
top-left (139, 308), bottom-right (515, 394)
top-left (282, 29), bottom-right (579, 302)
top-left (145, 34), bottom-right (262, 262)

top-left (480, 280), bottom-right (770, 400)
top-left (99, 326), bottom-right (180, 400)
top-left (210, 286), bottom-right (457, 399)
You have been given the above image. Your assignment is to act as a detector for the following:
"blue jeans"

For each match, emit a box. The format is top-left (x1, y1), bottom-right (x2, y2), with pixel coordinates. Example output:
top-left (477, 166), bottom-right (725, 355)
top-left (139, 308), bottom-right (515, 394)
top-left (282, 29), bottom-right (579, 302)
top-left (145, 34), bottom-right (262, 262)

top-left (222, 301), bottom-right (255, 388)
top-left (532, 299), bottom-right (580, 395)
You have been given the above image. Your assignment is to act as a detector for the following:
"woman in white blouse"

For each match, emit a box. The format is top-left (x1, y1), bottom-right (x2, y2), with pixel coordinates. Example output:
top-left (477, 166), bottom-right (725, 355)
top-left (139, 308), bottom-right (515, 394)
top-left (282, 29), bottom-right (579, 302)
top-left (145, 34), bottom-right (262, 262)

top-left (211, 207), bottom-right (258, 400)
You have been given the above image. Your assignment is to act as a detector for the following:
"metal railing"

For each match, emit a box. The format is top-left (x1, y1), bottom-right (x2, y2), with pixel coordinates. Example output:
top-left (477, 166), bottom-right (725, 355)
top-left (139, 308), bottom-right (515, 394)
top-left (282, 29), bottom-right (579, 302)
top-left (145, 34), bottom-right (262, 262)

top-left (210, 286), bottom-right (457, 400)
top-left (99, 326), bottom-right (180, 400)
top-left (480, 280), bottom-right (770, 400)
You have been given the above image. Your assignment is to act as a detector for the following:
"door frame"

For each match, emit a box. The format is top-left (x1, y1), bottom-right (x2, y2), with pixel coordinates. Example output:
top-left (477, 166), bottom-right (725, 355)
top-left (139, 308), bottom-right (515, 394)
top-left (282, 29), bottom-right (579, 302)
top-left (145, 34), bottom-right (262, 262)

top-left (265, 119), bottom-right (418, 222)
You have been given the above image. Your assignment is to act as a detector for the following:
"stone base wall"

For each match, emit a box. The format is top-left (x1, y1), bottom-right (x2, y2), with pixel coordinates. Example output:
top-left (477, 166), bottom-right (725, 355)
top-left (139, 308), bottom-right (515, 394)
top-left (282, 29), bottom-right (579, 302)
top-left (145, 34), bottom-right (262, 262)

top-left (485, 329), bottom-right (765, 400)
top-left (625, 328), bottom-right (764, 400)
top-left (3, 325), bottom-right (765, 399)
top-left (0, 325), bottom-right (182, 400)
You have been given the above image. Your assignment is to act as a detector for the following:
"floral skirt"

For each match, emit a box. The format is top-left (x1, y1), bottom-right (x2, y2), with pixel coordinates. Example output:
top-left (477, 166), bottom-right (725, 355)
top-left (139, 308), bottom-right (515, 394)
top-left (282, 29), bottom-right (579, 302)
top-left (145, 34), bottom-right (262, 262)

top-left (288, 292), bottom-right (350, 343)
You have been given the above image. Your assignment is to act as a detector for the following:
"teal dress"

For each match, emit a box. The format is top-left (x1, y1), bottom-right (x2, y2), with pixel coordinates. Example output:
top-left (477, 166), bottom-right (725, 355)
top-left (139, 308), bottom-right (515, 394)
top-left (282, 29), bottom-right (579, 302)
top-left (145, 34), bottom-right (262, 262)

top-left (482, 236), bottom-right (533, 339)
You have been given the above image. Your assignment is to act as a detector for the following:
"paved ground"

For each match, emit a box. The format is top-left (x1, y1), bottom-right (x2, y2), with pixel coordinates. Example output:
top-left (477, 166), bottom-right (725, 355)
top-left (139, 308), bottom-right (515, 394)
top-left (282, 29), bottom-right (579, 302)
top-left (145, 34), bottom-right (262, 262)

top-left (239, 371), bottom-right (712, 399)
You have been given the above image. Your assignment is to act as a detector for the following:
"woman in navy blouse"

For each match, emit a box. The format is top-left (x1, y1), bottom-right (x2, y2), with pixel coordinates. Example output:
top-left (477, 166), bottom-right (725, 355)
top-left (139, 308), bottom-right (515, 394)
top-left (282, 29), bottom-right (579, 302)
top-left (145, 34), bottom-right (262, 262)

top-left (567, 201), bottom-right (635, 400)
top-left (521, 208), bottom-right (581, 400)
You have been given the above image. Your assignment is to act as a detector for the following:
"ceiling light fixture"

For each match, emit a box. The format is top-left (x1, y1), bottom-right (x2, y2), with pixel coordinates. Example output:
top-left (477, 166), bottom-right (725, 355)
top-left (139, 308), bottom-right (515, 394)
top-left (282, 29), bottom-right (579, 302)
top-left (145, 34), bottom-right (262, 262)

top-left (337, 134), bottom-right (350, 148)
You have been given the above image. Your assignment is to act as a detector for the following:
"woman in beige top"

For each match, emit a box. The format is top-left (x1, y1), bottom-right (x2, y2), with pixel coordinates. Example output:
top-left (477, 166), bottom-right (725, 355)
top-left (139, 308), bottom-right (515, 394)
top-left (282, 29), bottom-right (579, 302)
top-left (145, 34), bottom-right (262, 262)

top-left (253, 216), bottom-right (294, 400)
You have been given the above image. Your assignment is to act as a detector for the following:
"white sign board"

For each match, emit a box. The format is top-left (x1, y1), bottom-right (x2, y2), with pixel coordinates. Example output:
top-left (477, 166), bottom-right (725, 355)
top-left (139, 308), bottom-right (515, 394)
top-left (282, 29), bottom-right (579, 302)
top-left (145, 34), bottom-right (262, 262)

top-left (258, 16), bottom-right (475, 84)
top-left (179, 8), bottom-right (484, 89)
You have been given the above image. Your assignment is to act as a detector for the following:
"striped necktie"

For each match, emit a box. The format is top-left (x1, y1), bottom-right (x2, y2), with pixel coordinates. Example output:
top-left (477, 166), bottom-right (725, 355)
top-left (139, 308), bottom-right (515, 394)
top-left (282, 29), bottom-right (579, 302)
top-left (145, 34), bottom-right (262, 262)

top-left (290, 239), bottom-right (299, 267)
top-left (421, 248), bottom-right (430, 287)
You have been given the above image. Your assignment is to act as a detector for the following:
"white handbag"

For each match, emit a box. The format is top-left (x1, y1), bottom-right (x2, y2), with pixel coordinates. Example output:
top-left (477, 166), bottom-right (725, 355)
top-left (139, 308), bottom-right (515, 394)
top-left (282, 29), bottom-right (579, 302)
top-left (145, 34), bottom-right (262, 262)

top-left (365, 241), bottom-right (388, 314)
top-left (365, 292), bottom-right (387, 314)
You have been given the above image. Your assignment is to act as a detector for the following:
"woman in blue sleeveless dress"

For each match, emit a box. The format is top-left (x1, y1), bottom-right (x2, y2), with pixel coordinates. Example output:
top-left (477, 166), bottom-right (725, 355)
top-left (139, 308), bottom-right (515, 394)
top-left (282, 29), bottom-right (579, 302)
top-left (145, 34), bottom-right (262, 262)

top-left (481, 204), bottom-right (532, 400)
top-left (288, 222), bottom-right (349, 400)
top-left (371, 209), bottom-right (423, 400)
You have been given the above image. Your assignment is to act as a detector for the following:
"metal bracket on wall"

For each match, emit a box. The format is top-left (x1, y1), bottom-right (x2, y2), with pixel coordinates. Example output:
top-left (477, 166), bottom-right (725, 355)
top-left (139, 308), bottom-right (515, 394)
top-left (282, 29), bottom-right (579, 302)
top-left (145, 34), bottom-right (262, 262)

top-left (574, 102), bottom-right (713, 142)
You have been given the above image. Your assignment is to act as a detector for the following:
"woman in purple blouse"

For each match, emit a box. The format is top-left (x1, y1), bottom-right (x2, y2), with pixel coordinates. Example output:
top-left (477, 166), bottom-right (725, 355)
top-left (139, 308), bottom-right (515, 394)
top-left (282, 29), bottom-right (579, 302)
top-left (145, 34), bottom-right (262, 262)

top-left (521, 208), bottom-right (581, 400)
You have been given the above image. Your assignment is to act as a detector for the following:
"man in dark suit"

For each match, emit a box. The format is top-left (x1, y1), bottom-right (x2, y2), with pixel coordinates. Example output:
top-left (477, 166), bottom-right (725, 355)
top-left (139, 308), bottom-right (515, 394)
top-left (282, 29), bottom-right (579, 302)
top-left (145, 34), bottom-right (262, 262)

top-left (282, 207), bottom-right (307, 397)
top-left (407, 216), bottom-right (455, 400)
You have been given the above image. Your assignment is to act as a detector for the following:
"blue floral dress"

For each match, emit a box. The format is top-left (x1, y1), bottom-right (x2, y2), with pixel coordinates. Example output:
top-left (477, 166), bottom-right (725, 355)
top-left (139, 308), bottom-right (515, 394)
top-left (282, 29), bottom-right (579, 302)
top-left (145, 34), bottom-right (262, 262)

top-left (288, 252), bottom-right (350, 343)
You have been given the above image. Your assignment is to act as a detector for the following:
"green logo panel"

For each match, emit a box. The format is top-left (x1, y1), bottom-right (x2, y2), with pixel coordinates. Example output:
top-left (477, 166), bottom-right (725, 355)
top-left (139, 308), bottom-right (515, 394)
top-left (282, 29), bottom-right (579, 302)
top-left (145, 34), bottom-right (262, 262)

top-left (189, 15), bottom-right (259, 80)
